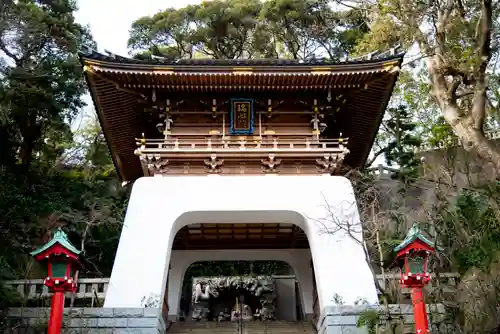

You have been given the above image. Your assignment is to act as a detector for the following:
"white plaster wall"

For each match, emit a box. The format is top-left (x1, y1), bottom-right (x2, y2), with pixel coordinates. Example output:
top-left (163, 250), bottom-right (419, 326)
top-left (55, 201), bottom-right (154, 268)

top-left (104, 175), bottom-right (378, 317)
top-left (167, 249), bottom-right (313, 317)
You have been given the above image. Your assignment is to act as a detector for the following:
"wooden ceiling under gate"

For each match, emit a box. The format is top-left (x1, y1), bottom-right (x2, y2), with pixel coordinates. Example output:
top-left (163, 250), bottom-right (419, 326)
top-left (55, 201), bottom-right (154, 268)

top-left (172, 223), bottom-right (309, 250)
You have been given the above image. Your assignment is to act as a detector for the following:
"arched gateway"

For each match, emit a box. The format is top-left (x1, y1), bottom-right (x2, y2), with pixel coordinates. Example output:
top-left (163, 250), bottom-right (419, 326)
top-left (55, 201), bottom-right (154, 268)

top-left (80, 50), bottom-right (403, 330)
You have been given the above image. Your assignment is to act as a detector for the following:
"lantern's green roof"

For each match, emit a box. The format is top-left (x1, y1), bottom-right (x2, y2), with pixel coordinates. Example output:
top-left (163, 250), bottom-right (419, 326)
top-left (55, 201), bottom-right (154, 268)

top-left (30, 229), bottom-right (81, 256)
top-left (394, 223), bottom-right (436, 252)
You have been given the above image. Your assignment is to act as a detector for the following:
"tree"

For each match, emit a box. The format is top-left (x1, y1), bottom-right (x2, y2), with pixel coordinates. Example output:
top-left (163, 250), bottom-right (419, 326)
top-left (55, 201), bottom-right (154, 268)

top-left (261, 0), bottom-right (369, 60)
top-left (383, 105), bottom-right (423, 184)
top-left (59, 115), bottom-right (115, 177)
top-left (0, 0), bottom-right (131, 282)
top-left (354, 0), bottom-right (500, 174)
top-left (129, 7), bottom-right (195, 59)
top-left (128, 0), bottom-right (369, 60)
top-left (368, 104), bottom-right (422, 186)
top-left (0, 0), bottom-right (95, 170)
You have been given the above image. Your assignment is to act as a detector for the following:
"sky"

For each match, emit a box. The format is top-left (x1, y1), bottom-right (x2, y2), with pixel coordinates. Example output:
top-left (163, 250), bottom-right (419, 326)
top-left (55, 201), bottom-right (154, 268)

top-left (73, 0), bottom-right (202, 128)
top-left (74, 0), bottom-right (201, 57)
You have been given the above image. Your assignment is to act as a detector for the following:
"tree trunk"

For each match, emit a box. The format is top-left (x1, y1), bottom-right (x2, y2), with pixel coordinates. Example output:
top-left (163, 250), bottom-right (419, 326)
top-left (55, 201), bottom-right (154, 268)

top-left (19, 114), bottom-right (40, 171)
top-left (450, 117), bottom-right (500, 179)
top-left (19, 139), bottom-right (34, 170)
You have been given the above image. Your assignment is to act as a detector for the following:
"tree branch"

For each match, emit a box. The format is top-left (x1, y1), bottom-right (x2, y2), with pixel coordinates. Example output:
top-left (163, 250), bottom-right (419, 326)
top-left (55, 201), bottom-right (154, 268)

top-left (365, 147), bottom-right (387, 167)
top-left (471, 0), bottom-right (492, 130)
top-left (443, 67), bottom-right (475, 85)
top-left (0, 37), bottom-right (19, 63)
top-left (449, 78), bottom-right (462, 101)
top-left (455, 91), bottom-right (475, 100)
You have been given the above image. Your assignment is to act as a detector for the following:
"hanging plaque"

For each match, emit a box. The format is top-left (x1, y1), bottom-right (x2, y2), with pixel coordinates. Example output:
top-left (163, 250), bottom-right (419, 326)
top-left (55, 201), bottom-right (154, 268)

top-left (230, 98), bottom-right (254, 135)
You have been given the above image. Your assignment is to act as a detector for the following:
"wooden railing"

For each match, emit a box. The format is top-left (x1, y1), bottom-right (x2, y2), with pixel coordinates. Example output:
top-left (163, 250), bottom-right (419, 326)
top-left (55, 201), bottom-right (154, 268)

top-left (4, 278), bottom-right (109, 301)
top-left (4, 273), bottom-right (459, 306)
top-left (377, 272), bottom-right (460, 294)
top-left (366, 164), bottom-right (399, 178)
top-left (136, 137), bottom-right (348, 153)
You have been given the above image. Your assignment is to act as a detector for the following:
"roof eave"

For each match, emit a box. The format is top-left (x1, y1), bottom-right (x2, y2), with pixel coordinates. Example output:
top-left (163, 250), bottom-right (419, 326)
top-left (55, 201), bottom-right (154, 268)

top-left (80, 55), bottom-right (129, 183)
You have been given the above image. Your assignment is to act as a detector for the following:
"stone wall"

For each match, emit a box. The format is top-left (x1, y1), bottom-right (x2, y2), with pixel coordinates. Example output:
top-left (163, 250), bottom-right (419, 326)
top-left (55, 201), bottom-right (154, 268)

top-left (6, 304), bottom-right (450, 334)
top-left (317, 304), bottom-right (449, 334)
top-left (5, 308), bottom-right (167, 334)
top-left (418, 140), bottom-right (500, 188)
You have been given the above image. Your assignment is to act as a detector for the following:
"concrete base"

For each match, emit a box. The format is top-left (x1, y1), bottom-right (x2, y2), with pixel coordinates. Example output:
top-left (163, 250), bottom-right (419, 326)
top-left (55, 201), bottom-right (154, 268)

top-left (6, 308), bottom-right (166, 334)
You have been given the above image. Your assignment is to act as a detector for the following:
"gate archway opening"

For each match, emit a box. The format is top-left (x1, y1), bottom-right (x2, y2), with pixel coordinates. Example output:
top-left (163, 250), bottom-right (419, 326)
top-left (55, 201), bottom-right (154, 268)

top-left (178, 260), bottom-right (302, 321)
top-left (164, 220), bottom-right (318, 322)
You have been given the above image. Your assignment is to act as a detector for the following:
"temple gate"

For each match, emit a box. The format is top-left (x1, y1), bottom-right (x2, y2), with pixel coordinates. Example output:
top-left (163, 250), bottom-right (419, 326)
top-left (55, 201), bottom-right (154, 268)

top-left (79, 51), bottom-right (404, 331)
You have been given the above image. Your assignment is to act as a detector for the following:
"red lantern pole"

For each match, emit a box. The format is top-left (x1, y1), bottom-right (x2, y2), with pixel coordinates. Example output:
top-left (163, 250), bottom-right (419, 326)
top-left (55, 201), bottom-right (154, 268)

top-left (394, 223), bottom-right (438, 334)
top-left (48, 291), bottom-right (65, 334)
top-left (30, 229), bottom-right (83, 334)
top-left (411, 287), bottom-right (429, 334)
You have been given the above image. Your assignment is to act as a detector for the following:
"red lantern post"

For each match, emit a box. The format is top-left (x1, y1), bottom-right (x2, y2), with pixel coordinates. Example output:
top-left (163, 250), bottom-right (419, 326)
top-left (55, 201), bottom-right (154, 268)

top-left (30, 229), bottom-right (82, 334)
top-left (394, 223), bottom-right (437, 334)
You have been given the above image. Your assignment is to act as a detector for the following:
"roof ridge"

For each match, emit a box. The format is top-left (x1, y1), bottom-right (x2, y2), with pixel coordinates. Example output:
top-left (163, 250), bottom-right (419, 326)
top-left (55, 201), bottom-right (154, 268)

top-left (79, 49), bottom-right (405, 67)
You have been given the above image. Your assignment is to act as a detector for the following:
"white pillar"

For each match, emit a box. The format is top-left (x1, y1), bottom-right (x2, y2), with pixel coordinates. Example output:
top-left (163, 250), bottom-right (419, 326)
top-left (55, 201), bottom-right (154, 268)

top-left (308, 218), bottom-right (378, 308)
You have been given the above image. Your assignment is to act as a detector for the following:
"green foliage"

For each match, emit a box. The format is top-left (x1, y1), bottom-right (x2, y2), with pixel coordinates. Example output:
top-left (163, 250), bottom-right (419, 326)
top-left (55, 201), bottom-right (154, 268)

top-left (0, 0), bottom-right (96, 169)
top-left (383, 105), bottom-right (422, 184)
top-left (185, 260), bottom-right (291, 279)
top-left (390, 69), bottom-right (449, 150)
top-left (0, 109), bottom-right (126, 280)
top-left (354, 0), bottom-right (500, 165)
top-left (0, 166), bottom-right (129, 277)
top-left (370, 104), bottom-right (422, 184)
top-left (127, 0), bottom-right (369, 60)
top-left (0, 0), bottom-right (126, 278)
top-left (356, 309), bottom-right (379, 334)
top-left (428, 117), bottom-right (458, 149)
top-left (0, 256), bottom-right (21, 330)
top-left (437, 185), bottom-right (500, 274)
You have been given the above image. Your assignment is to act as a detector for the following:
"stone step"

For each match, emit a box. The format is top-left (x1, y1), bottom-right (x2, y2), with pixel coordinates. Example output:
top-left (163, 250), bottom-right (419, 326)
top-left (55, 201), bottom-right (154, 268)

top-left (169, 321), bottom-right (316, 333)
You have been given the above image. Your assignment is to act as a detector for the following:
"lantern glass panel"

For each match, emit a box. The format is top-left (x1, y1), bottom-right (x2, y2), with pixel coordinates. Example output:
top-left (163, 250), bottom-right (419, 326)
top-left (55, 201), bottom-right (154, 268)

top-left (408, 256), bottom-right (425, 274)
top-left (51, 260), bottom-right (68, 278)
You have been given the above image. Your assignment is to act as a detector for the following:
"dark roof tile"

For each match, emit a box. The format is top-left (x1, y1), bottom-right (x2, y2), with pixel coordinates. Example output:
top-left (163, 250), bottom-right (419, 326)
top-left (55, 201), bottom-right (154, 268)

top-left (79, 50), bottom-right (405, 67)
